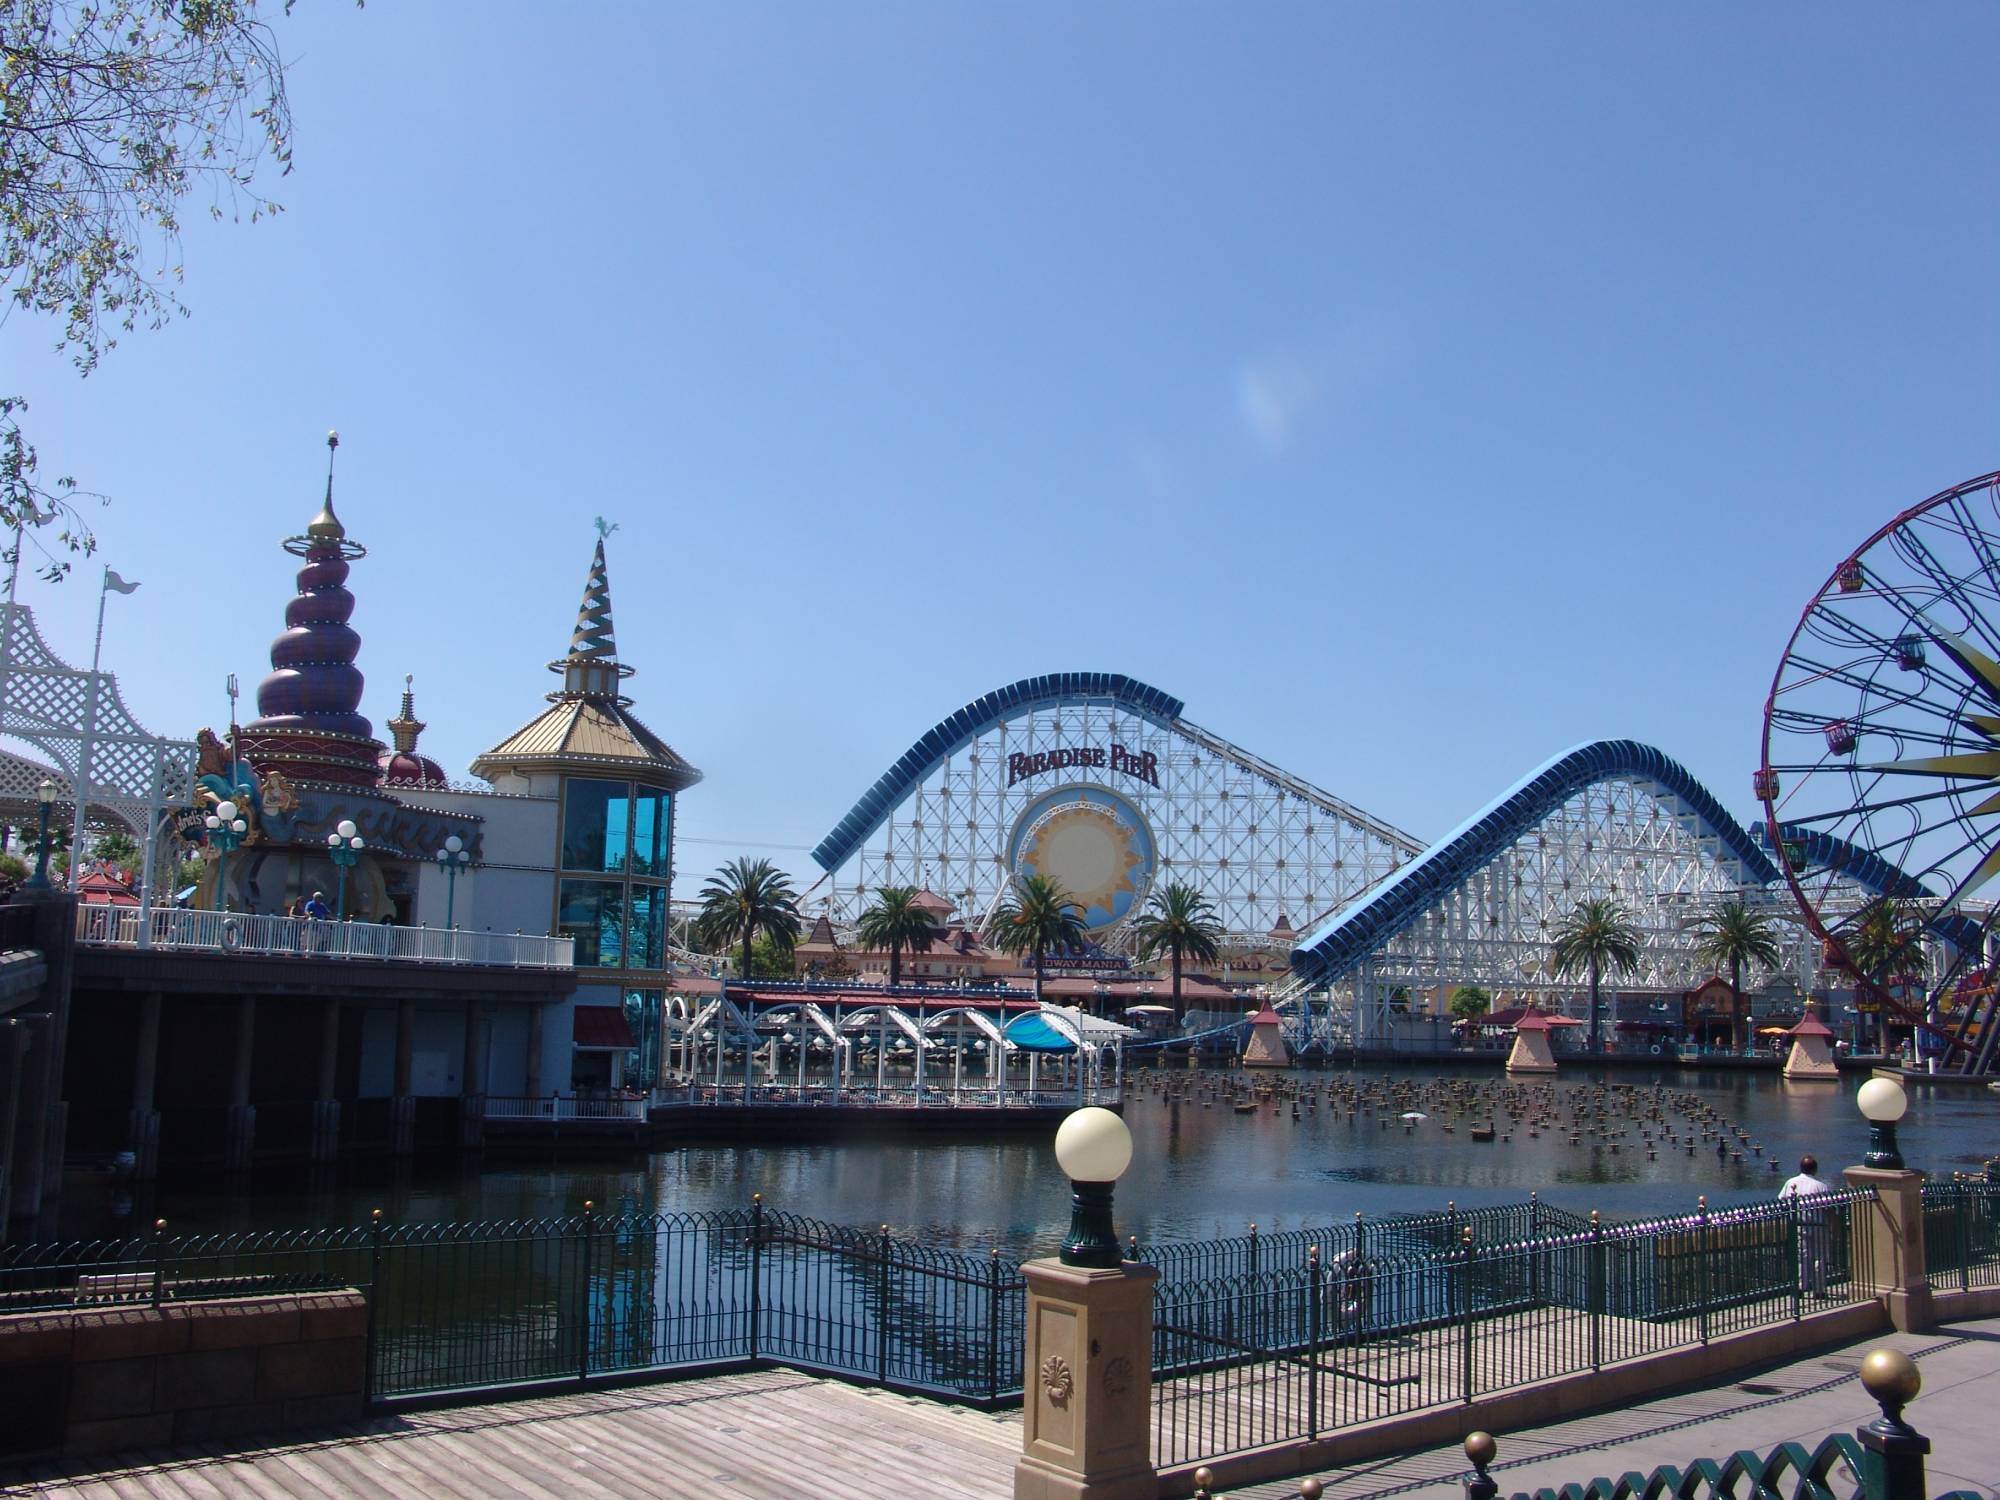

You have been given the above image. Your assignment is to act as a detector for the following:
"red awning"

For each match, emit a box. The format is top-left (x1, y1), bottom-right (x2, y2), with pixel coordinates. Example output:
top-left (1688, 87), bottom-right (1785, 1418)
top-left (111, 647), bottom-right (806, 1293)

top-left (572, 1005), bottom-right (637, 1050)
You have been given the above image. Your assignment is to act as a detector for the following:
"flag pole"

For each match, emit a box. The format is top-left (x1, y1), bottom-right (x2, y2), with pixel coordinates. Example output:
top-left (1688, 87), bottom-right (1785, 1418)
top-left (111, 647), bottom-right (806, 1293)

top-left (66, 567), bottom-right (115, 888)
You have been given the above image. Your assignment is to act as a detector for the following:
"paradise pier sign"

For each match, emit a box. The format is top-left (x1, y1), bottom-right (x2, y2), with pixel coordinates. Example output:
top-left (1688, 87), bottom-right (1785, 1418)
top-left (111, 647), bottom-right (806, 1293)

top-left (1007, 743), bottom-right (1160, 790)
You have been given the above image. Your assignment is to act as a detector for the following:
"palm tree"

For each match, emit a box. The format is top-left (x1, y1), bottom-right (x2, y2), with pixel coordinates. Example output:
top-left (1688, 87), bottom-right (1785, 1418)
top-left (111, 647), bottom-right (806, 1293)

top-left (1130, 882), bottom-right (1223, 1019)
top-left (986, 874), bottom-right (1086, 1003)
top-left (1839, 897), bottom-right (1924, 1053)
top-left (854, 886), bottom-right (940, 989)
top-left (695, 857), bottom-right (802, 980)
top-left (1550, 898), bottom-right (1642, 1056)
top-left (1690, 899), bottom-right (1782, 1055)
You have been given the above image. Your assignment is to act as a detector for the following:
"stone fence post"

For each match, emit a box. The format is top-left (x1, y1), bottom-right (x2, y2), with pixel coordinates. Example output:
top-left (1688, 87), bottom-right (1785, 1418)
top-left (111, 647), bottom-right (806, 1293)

top-left (1013, 1257), bottom-right (1158, 1500)
top-left (1840, 1166), bottom-right (1932, 1332)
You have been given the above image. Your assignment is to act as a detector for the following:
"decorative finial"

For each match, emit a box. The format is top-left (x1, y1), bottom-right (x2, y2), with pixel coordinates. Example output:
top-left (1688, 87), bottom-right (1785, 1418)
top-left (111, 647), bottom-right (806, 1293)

top-left (386, 672), bottom-right (425, 753)
top-left (1859, 1347), bottom-right (1921, 1434)
top-left (308, 429), bottom-right (347, 543)
top-left (594, 516), bottom-right (619, 540)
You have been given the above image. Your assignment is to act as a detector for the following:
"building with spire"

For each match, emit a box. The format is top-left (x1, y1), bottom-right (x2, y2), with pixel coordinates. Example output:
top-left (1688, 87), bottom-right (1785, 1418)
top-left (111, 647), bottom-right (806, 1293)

top-left (215, 433), bottom-right (485, 922)
top-left (464, 532), bottom-right (703, 1089)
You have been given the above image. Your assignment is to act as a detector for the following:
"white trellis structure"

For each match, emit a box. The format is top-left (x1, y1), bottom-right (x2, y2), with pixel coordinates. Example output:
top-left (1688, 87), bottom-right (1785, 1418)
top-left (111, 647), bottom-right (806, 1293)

top-left (809, 674), bottom-right (1422, 941)
top-left (0, 602), bottom-right (196, 922)
top-left (1284, 741), bottom-right (1839, 1049)
top-left (658, 990), bottom-right (1126, 1105)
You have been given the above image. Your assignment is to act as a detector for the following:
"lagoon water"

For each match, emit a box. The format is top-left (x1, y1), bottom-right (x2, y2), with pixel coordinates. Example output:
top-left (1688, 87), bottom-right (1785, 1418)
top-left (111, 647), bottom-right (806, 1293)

top-left (53, 1066), bottom-right (1999, 1255)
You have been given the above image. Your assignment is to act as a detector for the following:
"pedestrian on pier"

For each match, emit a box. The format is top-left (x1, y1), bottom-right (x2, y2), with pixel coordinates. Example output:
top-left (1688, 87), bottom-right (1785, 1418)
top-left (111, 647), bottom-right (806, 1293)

top-left (1779, 1154), bottom-right (1834, 1297)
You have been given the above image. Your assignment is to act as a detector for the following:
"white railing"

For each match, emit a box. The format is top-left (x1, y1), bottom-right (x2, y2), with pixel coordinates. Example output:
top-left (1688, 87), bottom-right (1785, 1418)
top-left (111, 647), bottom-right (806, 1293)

top-left (484, 1094), bottom-right (648, 1121)
top-left (74, 906), bottom-right (574, 971)
top-left (648, 1081), bottom-right (1122, 1110)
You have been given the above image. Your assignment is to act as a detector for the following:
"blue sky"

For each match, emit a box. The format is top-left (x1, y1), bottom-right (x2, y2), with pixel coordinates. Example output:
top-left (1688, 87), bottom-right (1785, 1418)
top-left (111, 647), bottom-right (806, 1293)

top-left (5, 3), bottom-right (1997, 900)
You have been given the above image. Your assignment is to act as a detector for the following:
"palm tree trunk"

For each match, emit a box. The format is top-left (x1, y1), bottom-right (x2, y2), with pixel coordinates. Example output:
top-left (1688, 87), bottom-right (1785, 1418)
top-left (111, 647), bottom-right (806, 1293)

top-left (889, 941), bottom-right (901, 990)
top-left (742, 927), bottom-right (753, 980)
top-left (1590, 959), bottom-right (1602, 1055)
top-left (1172, 945), bottom-right (1184, 1021)
top-left (1033, 946), bottom-right (1045, 1004)
top-left (1731, 956), bottom-right (1743, 1055)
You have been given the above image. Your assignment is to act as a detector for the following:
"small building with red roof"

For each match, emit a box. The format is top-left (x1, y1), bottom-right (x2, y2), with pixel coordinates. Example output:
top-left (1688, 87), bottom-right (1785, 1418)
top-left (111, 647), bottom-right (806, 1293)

top-left (1781, 1008), bottom-right (1840, 1081)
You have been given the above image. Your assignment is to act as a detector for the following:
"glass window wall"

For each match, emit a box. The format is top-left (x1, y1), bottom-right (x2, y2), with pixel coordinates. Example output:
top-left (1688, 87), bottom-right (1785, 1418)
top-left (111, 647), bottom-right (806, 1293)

top-left (562, 779), bottom-right (628, 873)
top-left (557, 778), bottom-right (675, 972)
top-left (558, 879), bottom-right (624, 967)
top-left (632, 789), bottom-right (671, 878)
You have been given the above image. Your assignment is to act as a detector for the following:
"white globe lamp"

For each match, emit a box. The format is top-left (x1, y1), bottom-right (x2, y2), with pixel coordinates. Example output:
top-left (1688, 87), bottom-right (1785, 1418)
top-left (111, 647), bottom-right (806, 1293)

top-left (1054, 1106), bottom-right (1133, 1268)
top-left (1857, 1077), bottom-right (1908, 1170)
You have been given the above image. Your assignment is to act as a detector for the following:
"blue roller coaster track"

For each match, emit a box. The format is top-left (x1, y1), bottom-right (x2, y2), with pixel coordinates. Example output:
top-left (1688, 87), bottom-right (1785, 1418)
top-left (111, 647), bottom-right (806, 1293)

top-left (812, 673), bottom-right (1186, 875)
top-left (1288, 740), bottom-right (1779, 988)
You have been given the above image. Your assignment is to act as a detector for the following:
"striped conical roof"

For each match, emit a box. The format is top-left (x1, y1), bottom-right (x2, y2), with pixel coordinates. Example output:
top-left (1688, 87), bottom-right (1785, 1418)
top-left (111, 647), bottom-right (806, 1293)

top-left (568, 539), bottom-right (618, 661)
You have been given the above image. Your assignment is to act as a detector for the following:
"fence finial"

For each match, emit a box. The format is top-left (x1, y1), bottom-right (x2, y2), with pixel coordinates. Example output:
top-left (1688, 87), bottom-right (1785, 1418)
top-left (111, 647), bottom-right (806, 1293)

top-left (1859, 1347), bottom-right (1921, 1434)
top-left (1463, 1431), bottom-right (1499, 1500)
top-left (1193, 1466), bottom-right (1215, 1500)
top-left (1299, 1478), bottom-right (1323, 1500)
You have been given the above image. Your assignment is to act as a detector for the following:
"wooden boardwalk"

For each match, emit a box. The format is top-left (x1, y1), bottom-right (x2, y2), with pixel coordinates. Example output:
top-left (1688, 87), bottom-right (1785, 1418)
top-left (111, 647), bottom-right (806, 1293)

top-left (2, 1369), bottom-right (1023, 1500)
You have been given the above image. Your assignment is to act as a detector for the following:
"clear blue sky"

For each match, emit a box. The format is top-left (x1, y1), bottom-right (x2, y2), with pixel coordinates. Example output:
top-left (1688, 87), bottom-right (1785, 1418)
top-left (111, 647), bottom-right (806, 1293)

top-left (5, 3), bottom-right (1997, 900)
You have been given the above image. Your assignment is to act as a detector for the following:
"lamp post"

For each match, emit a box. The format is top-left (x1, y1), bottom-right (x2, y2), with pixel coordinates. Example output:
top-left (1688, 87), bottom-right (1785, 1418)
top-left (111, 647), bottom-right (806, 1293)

top-left (23, 778), bottom-right (56, 890)
top-left (435, 833), bottom-right (470, 929)
top-left (326, 819), bottom-right (364, 920)
top-left (1857, 1076), bottom-right (1908, 1170)
top-left (204, 799), bottom-right (248, 911)
top-left (1054, 1105), bottom-right (1133, 1268)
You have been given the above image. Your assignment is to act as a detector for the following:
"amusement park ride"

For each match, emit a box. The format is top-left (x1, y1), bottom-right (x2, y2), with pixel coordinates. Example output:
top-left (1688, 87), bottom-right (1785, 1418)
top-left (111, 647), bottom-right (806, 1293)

top-left (1760, 467), bottom-right (2000, 1076)
top-left (789, 472), bottom-right (2000, 1077)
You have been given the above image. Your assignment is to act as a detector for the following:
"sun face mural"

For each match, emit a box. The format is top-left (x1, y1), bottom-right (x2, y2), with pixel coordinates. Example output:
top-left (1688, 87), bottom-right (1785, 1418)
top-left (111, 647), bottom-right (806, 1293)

top-left (1007, 784), bottom-right (1158, 933)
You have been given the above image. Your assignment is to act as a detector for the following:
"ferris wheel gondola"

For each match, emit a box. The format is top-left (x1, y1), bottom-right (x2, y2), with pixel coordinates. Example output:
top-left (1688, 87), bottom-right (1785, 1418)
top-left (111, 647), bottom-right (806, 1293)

top-left (1759, 469), bottom-right (2000, 1067)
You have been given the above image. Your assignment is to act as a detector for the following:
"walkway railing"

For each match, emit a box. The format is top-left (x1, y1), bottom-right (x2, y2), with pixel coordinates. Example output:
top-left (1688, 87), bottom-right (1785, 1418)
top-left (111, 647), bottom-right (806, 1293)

top-left (1148, 1189), bottom-right (1877, 1468)
top-left (1919, 1179), bottom-right (2000, 1291)
top-left (649, 1080), bottom-right (1122, 1110)
top-left (74, 905), bottom-right (574, 970)
top-left (0, 1190), bottom-right (1882, 1432)
top-left (484, 1095), bottom-right (649, 1122)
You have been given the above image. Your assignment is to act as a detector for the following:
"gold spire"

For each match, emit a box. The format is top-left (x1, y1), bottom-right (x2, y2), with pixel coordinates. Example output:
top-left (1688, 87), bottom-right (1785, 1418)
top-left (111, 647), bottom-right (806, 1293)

top-left (306, 430), bottom-right (346, 543)
top-left (386, 673), bottom-right (425, 753)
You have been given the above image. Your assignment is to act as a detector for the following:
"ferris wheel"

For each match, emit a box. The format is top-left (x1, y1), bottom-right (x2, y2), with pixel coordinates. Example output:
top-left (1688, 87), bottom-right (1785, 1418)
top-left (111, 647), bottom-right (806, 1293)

top-left (1759, 469), bottom-right (2000, 1067)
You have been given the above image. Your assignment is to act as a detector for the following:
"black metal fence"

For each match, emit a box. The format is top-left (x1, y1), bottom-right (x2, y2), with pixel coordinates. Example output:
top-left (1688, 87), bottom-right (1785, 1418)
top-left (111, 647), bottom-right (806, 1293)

top-left (1148, 1190), bottom-right (1877, 1469)
top-left (0, 1187), bottom-right (1883, 1455)
top-left (1919, 1180), bottom-right (2000, 1291)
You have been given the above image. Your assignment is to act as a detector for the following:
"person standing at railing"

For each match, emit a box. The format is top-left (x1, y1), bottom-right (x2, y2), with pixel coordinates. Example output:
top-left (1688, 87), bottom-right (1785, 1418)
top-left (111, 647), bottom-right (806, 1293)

top-left (1779, 1154), bottom-right (1834, 1297)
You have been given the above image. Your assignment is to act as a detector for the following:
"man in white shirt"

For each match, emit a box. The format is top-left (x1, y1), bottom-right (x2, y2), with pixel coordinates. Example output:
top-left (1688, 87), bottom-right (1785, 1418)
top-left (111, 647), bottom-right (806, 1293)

top-left (1778, 1154), bottom-right (1834, 1296)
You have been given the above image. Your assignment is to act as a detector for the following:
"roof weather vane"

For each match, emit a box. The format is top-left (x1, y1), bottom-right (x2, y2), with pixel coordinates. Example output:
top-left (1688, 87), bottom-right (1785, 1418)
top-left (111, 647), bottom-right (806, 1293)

top-left (594, 516), bottom-right (618, 540)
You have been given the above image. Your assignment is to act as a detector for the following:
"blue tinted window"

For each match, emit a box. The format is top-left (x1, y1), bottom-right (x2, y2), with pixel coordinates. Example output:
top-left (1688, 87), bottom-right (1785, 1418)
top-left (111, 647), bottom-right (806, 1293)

top-left (626, 886), bottom-right (666, 969)
top-left (632, 789), bottom-right (670, 877)
top-left (558, 879), bottom-right (623, 967)
top-left (562, 779), bottom-right (629, 872)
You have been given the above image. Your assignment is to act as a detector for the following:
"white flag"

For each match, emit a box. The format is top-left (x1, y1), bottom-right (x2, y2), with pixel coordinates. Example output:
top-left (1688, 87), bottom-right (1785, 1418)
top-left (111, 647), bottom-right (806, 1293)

top-left (104, 570), bottom-right (140, 595)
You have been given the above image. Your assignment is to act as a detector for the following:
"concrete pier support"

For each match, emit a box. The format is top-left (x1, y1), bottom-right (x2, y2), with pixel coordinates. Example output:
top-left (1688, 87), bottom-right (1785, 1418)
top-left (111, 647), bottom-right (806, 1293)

top-left (459, 1000), bottom-right (486, 1151)
top-left (525, 1002), bottom-right (543, 1099)
top-left (128, 990), bottom-right (162, 1179)
top-left (391, 995), bottom-right (415, 1156)
top-left (224, 992), bottom-right (256, 1172)
top-left (1014, 1259), bottom-right (1159, 1500)
top-left (311, 996), bottom-right (341, 1164)
top-left (0, 1020), bottom-right (30, 1240)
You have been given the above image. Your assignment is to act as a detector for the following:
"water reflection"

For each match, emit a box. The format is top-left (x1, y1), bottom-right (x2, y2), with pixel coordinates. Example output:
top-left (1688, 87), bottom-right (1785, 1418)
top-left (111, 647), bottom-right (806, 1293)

top-left (47, 1066), bottom-right (1998, 1255)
